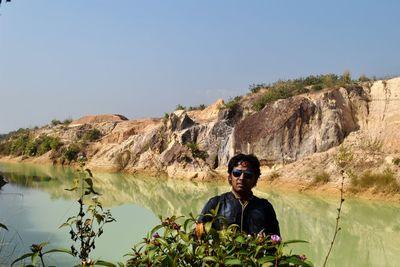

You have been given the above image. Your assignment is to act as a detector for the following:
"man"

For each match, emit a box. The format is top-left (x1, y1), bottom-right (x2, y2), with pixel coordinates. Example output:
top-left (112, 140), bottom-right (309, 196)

top-left (199, 153), bottom-right (280, 236)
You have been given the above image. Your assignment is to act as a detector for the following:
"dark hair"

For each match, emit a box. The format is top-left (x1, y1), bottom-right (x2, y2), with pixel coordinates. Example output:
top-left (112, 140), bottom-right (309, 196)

top-left (227, 153), bottom-right (261, 179)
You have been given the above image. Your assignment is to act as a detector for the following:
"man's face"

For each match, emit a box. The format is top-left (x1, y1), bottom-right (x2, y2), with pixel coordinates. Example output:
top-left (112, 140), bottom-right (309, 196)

top-left (229, 161), bottom-right (257, 195)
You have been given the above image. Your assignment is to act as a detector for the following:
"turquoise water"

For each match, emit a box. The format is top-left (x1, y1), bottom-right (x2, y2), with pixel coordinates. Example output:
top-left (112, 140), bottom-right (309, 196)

top-left (0, 162), bottom-right (399, 266)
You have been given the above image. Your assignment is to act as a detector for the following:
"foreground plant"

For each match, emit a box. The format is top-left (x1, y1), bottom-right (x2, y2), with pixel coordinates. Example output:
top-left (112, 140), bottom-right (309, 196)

top-left (126, 211), bottom-right (313, 267)
top-left (11, 242), bottom-right (73, 267)
top-left (60, 163), bottom-right (116, 266)
top-left (322, 145), bottom-right (353, 267)
top-left (11, 164), bottom-right (117, 266)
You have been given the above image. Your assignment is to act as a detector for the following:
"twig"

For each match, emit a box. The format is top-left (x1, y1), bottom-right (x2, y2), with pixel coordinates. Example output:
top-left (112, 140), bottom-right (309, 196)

top-left (323, 169), bottom-right (345, 267)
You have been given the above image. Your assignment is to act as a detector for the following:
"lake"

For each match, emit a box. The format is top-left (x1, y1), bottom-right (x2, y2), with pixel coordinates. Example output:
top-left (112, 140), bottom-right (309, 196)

top-left (0, 162), bottom-right (399, 266)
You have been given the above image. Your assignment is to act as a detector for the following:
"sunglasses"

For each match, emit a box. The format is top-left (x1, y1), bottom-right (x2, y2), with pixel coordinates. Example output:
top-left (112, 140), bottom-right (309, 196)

top-left (231, 169), bottom-right (254, 180)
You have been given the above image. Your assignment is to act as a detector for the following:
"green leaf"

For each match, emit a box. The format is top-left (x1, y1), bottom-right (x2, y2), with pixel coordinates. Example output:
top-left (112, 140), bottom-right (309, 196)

top-left (204, 222), bottom-right (212, 234)
top-left (283, 239), bottom-right (309, 245)
top-left (85, 178), bottom-right (94, 187)
top-left (150, 224), bottom-right (163, 235)
top-left (85, 168), bottom-right (93, 177)
top-left (179, 231), bottom-right (190, 242)
top-left (257, 256), bottom-right (275, 264)
top-left (59, 222), bottom-right (70, 228)
top-left (156, 238), bottom-right (169, 247)
top-left (95, 214), bottom-right (104, 224)
top-left (94, 260), bottom-right (118, 267)
top-left (255, 245), bottom-right (263, 257)
top-left (202, 256), bottom-right (218, 263)
top-left (284, 256), bottom-right (313, 267)
top-left (183, 217), bottom-right (194, 231)
top-left (235, 235), bottom-right (245, 244)
top-left (0, 223), bottom-right (8, 231)
top-left (210, 202), bottom-right (220, 216)
top-left (11, 252), bottom-right (33, 266)
top-left (43, 248), bottom-right (74, 256)
top-left (224, 258), bottom-right (242, 266)
top-left (31, 252), bottom-right (39, 265)
top-left (64, 187), bottom-right (78, 191)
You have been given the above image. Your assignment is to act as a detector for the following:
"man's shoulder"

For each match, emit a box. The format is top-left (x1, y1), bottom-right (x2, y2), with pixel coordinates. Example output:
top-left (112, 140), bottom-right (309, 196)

top-left (207, 192), bottom-right (233, 202)
top-left (252, 195), bottom-right (273, 207)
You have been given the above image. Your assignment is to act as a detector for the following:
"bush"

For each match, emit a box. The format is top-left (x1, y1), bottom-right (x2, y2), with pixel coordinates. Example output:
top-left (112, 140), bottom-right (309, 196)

top-left (51, 119), bottom-right (62, 126)
top-left (186, 142), bottom-right (208, 160)
top-left (249, 83), bottom-right (268, 94)
top-left (359, 137), bottom-right (383, 153)
top-left (162, 113), bottom-right (170, 126)
top-left (341, 70), bottom-right (352, 84)
top-left (37, 135), bottom-right (63, 155)
top-left (63, 118), bottom-right (73, 125)
top-left (350, 169), bottom-right (400, 193)
top-left (312, 171), bottom-right (330, 184)
top-left (224, 96), bottom-right (241, 110)
top-left (268, 171), bottom-right (281, 181)
top-left (24, 140), bottom-right (37, 156)
top-left (83, 128), bottom-right (102, 142)
top-left (253, 88), bottom-right (293, 111)
top-left (311, 84), bottom-right (323, 91)
top-left (250, 73), bottom-right (356, 111)
top-left (188, 104), bottom-right (206, 111)
top-left (9, 134), bottom-right (31, 156)
top-left (63, 144), bottom-right (81, 162)
top-left (0, 142), bottom-right (11, 155)
top-left (175, 104), bottom-right (186, 111)
top-left (393, 158), bottom-right (400, 166)
top-left (358, 74), bottom-right (370, 82)
top-left (126, 214), bottom-right (312, 267)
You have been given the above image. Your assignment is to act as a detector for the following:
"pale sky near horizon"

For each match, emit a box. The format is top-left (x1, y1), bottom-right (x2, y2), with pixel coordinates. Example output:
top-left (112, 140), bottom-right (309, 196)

top-left (1, 0), bottom-right (399, 134)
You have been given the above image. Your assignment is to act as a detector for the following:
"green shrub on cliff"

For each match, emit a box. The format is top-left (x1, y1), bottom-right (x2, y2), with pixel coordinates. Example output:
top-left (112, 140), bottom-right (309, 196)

top-left (251, 73), bottom-right (359, 111)
top-left (188, 104), bottom-right (206, 111)
top-left (312, 171), bottom-right (330, 184)
top-left (63, 143), bottom-right (81, 162)
top-left (9, 133), bottom-right (31, 156)
top-left (224, 96), bottom-right (241, 110)
top-left (350, 168), bottom-right (400, 193)
top-left (175, 104), bottom-right (186, 111)
top-left (83, 128), bottom-right (102, 142)
top-left (37, 135), bottom-right (63, 155)
top-left (51, 119), bottom-right (62, 126)
top-left (186, 142), bottom-right (208, 160)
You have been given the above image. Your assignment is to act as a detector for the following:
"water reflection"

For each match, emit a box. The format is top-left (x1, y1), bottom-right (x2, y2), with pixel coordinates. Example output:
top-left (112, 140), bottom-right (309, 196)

top-left (1, 162), bottom-right (400, 267)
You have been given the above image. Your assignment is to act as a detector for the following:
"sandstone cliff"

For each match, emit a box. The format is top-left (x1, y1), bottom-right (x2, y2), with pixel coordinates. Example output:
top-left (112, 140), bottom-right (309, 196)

top-left (1, 77), bottom-right (400, 196)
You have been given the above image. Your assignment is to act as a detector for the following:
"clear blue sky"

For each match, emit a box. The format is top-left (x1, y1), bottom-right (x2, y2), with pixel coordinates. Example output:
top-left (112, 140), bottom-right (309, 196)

top-left (1, 0), bottom-right (399, 133)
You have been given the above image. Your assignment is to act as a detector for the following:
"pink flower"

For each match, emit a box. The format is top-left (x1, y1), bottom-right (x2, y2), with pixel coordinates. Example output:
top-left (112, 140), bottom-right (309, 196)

top-left (152, 232), bottom-right (160, 238)
top-left (298, 254), bottom-right (307, 261)
top-left (271, 234), bottom-right (281, 244)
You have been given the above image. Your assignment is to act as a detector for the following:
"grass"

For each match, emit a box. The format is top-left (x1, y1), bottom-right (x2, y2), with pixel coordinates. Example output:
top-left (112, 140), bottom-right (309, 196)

top-left (393, 158), bottom-right (400, 166)
top-left (359, 136), bottom-right (383, 153)
top-left (224, 96), bottom-right (241, 110)
top-left (268, 171), bottom-right (280, 181)
top-left (350, 169), bottom-right (400, 193)
top-left (186, 142), bottom-right (208, 160)
top-left (312, 171), bottom-right (330, 184)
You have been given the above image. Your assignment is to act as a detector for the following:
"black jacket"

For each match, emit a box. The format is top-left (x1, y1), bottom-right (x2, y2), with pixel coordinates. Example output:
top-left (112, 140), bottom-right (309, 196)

top-left (199, 192), bottom-right (280, 236)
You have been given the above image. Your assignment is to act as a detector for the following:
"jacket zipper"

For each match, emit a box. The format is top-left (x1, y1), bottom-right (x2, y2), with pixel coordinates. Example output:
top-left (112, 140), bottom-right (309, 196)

top-left (239, 200), bottom-right (248, 232)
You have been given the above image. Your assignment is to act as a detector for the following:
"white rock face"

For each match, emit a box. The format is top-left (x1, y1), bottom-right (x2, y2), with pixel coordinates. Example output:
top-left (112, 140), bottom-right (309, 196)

top-left (362, 78), bottom-right (400, 152)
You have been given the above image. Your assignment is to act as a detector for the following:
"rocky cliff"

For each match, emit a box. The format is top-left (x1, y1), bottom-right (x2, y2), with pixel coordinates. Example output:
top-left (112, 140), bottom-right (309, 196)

top-left (2, 77), bottom-right (400, 196)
